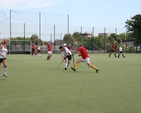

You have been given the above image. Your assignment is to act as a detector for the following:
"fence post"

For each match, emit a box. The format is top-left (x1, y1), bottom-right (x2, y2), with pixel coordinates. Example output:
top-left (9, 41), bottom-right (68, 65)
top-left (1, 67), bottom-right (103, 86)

top-left (67, 14), bottom-right (69, 34)
top-left (24, 23), bottom-right (25, 52)
top-left (92, 27), bottom-right (95, 52)
top-left (9, 9), bottom-right (11, 54)
top-left (54, 25), bottom-right (55, 53)
top-left (104, 27), bottom-right (106, 53)
top-left (50, 33), bottom-right (52, 43)
top-left (39, 12), bottom-right (41, 39)
top-left (60, 33), bottom-right (62, 46)
top-left (126, 29), bottom-right (127, 53)
top-left (115, 28), bottom-right (117, 34)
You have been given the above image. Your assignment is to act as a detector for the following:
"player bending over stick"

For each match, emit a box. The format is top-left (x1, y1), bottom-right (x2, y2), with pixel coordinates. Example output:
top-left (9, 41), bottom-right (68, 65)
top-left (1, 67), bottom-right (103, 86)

top-left (59, 46), bottom-right (72, 70)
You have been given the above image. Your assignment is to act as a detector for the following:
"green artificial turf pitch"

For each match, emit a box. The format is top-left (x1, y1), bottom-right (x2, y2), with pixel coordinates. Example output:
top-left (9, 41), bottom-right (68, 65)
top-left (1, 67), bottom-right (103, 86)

top-left (0, 53), bottom-right (141, 113)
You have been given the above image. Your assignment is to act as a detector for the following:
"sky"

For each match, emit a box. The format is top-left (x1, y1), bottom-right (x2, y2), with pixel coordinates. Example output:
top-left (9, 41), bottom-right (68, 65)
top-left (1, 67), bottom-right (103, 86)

top-left (0, 0), bottom-right (141, 40)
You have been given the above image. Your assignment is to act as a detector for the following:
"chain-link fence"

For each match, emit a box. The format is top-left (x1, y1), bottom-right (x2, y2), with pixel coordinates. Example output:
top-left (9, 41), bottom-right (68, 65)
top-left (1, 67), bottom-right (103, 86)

top-left (0, 9), bottom-right (138, 53)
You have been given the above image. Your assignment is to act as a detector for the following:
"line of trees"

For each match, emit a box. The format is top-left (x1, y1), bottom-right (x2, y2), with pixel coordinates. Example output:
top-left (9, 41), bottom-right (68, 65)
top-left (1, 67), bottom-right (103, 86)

top-left (63, 14), bottom-right (141, 52)
top-left (63, 32), bottom-right (128, 52)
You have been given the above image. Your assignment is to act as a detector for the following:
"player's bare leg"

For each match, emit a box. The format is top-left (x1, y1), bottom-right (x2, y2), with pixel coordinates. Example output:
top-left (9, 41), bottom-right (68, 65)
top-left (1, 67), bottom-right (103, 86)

top-left (87, 63), bottom-right (99, 73)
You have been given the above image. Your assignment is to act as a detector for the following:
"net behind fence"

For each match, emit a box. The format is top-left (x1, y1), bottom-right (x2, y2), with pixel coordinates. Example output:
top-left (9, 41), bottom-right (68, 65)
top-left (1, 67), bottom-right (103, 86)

top-left (9, 40), bottom-right (31, 53)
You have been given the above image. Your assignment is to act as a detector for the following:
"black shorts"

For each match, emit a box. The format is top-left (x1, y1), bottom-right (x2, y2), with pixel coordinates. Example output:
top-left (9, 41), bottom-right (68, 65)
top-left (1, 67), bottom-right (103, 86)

top-left (0, 58), bottom-right (6, 63)
top-left (32, 48), bottom-right (35, 51)
top-left (119, 51), bottom-right (123, 53)
top-left (66, 55), bottom-right (72, 60)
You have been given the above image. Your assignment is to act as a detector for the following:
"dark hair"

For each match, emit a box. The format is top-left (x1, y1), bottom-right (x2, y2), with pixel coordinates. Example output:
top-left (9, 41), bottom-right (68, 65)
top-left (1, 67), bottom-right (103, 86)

top-left (59, 46), bottom-right (63, 49)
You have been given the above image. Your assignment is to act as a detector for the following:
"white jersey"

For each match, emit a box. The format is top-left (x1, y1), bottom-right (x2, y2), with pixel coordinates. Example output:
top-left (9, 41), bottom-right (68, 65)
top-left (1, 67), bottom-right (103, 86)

top-left (119, 47), bottom-right (122, 51)
top-left (61, 51), bottom-right (65, 57)
top-left (0, 45), bottom-right (7, 58)
top-left (37, 45), bottom-right (41, 50)
top-left (64, 47), bottom-right (72, 56)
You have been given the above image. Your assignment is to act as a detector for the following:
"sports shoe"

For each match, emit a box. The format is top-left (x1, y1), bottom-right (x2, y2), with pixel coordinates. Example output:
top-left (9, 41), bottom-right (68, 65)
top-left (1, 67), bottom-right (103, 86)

top-left (96, 69), bottom-right (100, 73)
top-left (71, 67), bottom-right (76, 72)
top-left (3, 73), bottom-right (8, 77)
top-left (65, 68), bottom-right (67, 70)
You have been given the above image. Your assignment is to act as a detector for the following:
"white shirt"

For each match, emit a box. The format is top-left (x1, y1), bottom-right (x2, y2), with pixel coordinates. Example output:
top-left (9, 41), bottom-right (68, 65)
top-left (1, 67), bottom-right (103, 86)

top-left (37, 45), bottom-right (41, 50)
top-left (0, 45), bottom-right (7, 58)
top-left (61, 51), bottom-right (65, 57)
top-left (119, 47), bottom-right (122, 51)
top-left (63, 47), bottom-right (72, 56)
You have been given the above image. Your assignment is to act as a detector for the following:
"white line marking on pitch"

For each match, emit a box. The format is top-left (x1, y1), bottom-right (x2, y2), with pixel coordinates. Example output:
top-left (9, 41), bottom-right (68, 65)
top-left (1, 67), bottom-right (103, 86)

top-left (0, 100), bottom-right (9, 109)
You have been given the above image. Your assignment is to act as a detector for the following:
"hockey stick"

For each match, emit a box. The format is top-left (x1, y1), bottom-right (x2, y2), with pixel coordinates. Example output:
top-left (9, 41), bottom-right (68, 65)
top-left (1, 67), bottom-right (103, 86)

top-left (54, 59), bottom-right (64, 70)
top-left (73, 55), bottom-right (75, 68)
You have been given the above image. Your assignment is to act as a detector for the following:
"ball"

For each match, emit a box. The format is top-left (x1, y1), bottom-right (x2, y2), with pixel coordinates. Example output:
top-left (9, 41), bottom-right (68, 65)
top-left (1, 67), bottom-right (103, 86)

top-left (63, 43), bottom-right (67, 47)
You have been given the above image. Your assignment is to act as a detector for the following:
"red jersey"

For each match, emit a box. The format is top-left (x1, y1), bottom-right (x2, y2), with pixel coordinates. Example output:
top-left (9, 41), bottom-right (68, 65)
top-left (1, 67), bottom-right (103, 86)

top-left (67, 46), bottom-right (72, 50)
top-left (77, 46), bottom-right (89, 59)
top-left (47, 44), bottom-right (52, 51)
top-left (111, 44), bottom-right (115, 50)
top-left (32, 44), bottom-right (35, 49)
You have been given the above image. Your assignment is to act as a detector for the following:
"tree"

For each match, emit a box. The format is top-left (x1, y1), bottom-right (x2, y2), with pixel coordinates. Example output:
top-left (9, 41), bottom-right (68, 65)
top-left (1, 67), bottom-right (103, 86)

top-left (118, 33), bottom-right (126, 42)
top-left (72, 32), bottom-right (82, 44)
top-left (63, 34), bottom-right (75, 47)
top-left (125, 14), bottom-right (141, 52)
top-left (83, 37), bottom-right (95, 51)
top-left (30, 34), bottom-right (42, 45)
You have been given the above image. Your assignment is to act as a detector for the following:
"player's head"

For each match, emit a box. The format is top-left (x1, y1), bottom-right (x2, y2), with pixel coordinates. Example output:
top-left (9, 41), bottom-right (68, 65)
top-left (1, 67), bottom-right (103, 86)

top-left (48, 42), bottom-right (50, 45)
top-left (1, 38), bottom-right (8, 45)
top-left (78, 43), bottom-right (83, 47)
top-left (59, 46), bottom-right (64, 51)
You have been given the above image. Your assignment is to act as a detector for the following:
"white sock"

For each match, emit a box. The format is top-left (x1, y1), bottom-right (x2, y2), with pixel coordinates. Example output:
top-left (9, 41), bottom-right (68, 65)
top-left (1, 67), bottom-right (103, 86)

top-left (4, 68), bottom-right (7, 74)
top-left (65, 63), bottom-right (68, 68)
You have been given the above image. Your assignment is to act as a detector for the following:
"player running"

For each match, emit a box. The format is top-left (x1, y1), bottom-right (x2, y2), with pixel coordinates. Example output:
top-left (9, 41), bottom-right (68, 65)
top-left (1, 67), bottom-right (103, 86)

top-left (109, 43), bottom-right (117, 57)
top-left (0, 38), bottom-right (8, 77)
top-left (118, 45), bottom-right (125, 58)
top-left (59, 46), bottom-right (72, 70)
top-left (31, 43), bottom-right (36, 55)
top-left (47, 42), bottom-right (52, 60)
top-left (71, 44), bottom-right (99, 73)
top-left (36, 44), bottom-right (41, 57)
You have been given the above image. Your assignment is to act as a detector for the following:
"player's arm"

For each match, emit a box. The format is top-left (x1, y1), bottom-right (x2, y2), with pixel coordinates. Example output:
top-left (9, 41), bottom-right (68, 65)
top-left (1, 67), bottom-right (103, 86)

top-left (72, 50), bottom-right (77, 56)
top-left (61, 51), bottom-right (65, 60)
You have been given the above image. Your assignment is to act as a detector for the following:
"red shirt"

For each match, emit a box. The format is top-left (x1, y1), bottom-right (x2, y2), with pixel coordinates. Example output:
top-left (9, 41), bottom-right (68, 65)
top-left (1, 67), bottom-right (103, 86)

top-left (67, 46), bottom-right (71, 50)
top-left (77, 46), bottom-right (89, 59)
top-left (47, 44), bottom-right (52, 51)
top-left (32, 44), bottom-right (35, 49)
top-left (111, 44), bottom-right (115, 50)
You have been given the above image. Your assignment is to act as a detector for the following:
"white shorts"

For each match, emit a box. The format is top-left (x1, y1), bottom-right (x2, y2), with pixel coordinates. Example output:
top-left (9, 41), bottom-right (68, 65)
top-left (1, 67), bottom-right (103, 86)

top-left (48, 51), bottom-right (52, 55)
top-left (81, 57), bottom-right (90, 64)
